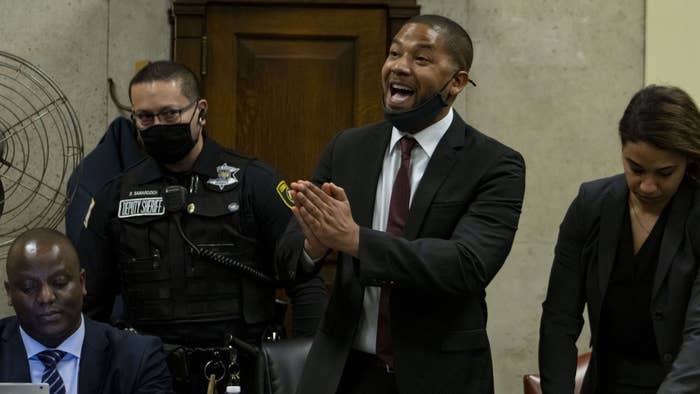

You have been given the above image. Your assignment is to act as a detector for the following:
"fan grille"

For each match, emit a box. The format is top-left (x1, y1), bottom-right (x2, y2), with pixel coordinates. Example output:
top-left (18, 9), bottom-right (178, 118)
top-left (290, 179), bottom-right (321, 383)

top-left (0, 51), bottom-right (83, 252)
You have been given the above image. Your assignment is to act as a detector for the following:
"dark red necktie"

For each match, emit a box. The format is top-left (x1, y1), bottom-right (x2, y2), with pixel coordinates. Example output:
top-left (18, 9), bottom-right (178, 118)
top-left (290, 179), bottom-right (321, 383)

top-left (377, 136), bottom-right (417, 368)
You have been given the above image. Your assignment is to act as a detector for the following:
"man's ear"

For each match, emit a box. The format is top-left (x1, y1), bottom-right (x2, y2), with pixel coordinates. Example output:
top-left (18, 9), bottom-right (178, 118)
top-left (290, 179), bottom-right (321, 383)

top-left (197, 99), bottom-right (209, 125)
top-left (449, 70), bottom-right (470, 97)
top-left (80, 269), bottom-right (87, 297)
top-left (4, 281), bottom-right (12, 306)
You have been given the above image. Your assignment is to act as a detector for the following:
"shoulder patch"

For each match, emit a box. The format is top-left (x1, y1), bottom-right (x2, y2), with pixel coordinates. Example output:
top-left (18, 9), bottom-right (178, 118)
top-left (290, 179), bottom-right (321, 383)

top-left (276, 180), bottom-right (294, 209)
top-left (83, 198), bottom-right (95, 228)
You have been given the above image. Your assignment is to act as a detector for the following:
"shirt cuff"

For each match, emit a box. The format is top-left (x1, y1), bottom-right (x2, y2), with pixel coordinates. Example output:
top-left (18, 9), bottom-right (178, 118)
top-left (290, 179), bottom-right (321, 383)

top-left (301, 249), bottom-right (323, 273)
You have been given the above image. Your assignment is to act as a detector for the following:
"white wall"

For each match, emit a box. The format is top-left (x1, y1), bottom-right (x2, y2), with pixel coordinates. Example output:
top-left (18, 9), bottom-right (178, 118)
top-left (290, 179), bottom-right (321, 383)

top-left (645, 0), bottom-right (700, 100)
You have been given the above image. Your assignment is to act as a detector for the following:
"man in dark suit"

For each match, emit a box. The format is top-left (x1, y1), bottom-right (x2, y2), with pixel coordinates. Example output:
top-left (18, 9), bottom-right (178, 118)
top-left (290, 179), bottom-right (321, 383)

top-left (276, 14), bottom-right (526, 394)
top-left (1, 228), bottom-right (171, 394)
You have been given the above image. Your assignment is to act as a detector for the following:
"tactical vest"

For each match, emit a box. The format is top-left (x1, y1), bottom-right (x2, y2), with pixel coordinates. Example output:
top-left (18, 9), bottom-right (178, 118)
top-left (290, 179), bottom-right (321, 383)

top-left (115, 154), bottom-right (261, 331)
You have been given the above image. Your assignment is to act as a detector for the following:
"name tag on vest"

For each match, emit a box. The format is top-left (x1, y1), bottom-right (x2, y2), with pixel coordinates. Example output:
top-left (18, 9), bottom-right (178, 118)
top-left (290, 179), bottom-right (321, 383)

top-left (118, 197), bottom-right (165, 218)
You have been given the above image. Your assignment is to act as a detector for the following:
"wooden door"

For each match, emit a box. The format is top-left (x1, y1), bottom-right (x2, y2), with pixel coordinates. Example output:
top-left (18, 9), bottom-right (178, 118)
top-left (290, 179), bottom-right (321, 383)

top-left (207, 6), bottom-right (385, 182)
top-left (173, 1), bottom-right (418, 319)
top-left (174, 1), bottom-right (418, 182)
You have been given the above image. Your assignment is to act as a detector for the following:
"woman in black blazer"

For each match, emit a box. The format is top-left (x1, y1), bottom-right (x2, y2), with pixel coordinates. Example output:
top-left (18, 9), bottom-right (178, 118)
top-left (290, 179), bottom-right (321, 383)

top-left (539, 85), bottom-right (700, 394)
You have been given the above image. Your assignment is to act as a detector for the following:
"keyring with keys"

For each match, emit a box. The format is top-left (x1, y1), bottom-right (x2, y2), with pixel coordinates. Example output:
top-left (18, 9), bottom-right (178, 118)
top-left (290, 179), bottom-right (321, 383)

top-left (227, 347), bottom-right (241, 386)
top-left (203, 352), bottom-right (227, 383)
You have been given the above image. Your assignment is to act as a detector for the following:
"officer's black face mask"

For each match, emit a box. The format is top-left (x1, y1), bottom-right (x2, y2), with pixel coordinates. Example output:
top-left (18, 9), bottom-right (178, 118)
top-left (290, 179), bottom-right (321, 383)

top-left (139, 112), bottom-right (198, 165)
top-left (382, 73), bottom-right (456, 134)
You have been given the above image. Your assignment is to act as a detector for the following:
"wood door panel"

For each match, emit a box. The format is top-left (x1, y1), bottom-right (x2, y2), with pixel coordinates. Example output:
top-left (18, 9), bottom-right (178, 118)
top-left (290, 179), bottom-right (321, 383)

top-left (207, 6), bottom-right (386, 181)
top-left (174, 0), bottom-right (419, 301)
top-left (236, 37), bottom-right (355, 180)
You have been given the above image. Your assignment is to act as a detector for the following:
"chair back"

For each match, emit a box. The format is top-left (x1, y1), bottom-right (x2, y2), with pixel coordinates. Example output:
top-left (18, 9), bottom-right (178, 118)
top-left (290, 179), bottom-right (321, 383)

top-left (523, 352), bottom-right (591, 394)
top-left (261, 337), bottom-right (313, 394)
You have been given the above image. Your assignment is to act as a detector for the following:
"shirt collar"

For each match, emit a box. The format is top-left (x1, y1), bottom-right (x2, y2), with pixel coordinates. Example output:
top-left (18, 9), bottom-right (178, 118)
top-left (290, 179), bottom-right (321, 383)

top-left (190, 137), bottom-right (227, 179)
top-left (19, 314), bottom-right (85, 360)
top-left (134, 137), bottom-right (223, 183)
top-left (389, 107), bottom-right (454, 158)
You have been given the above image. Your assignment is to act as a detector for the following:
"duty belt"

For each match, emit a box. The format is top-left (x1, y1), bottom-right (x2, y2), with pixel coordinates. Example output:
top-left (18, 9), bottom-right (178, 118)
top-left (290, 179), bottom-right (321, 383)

top-left (165, 343), bottom-right (241, 393)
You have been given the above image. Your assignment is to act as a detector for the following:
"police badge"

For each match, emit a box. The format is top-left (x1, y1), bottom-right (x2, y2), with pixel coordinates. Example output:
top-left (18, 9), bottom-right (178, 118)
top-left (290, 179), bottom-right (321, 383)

top-left (207, 163), bottom-right (240, 191)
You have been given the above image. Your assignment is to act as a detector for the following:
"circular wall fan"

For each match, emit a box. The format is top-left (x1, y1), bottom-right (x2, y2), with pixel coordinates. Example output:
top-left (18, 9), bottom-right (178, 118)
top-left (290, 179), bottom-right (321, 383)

top-left (0, 50), bottom-right (83, 254)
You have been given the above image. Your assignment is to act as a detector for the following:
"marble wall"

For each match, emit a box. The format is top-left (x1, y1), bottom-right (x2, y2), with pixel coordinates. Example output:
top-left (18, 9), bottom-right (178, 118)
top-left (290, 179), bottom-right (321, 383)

top-left (0, 1), bottom-right (645, 392)
top-left (423, 1), bottom-right (644, 392)
top-left (0, 0), bottom-right (170, 316)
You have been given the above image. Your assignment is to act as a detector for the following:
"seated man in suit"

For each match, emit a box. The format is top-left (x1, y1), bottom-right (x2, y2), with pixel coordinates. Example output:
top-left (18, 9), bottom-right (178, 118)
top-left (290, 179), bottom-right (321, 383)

top-left (0, 228), bottom-right (171, 393)
top-left (277, 14), bottom-right (526, 394)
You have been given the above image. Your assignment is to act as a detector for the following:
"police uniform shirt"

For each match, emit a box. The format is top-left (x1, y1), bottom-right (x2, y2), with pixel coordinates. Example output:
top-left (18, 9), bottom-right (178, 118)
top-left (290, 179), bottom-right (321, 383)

top-left (78, 137), bottom-right (325, 342)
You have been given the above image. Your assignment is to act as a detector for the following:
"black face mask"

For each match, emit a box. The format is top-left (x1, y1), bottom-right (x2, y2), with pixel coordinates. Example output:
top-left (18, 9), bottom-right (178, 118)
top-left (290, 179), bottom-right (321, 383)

top-left (382, 74), bottom-right (456, 134)
top-left (140, 122), bottom-right (197, 164)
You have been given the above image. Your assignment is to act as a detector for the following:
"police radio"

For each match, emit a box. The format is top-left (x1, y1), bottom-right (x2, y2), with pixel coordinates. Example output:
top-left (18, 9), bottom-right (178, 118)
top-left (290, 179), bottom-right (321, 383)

top-left (163, 184), bottom-right (279, 285)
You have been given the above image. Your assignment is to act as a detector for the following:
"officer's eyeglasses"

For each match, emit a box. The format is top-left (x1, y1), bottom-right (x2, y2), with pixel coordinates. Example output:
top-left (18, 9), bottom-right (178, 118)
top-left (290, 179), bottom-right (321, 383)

top-left (131, 100), bottom-right (199, 128)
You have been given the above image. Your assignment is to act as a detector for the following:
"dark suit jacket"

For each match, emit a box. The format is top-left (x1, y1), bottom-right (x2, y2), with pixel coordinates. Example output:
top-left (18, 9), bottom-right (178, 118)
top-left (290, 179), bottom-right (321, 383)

top-left (277, 113), bottom-right (526, 394)
top-left (0, 316), bottom-right (172, 393)
top-left (539, 174), bottom-right (700, 394)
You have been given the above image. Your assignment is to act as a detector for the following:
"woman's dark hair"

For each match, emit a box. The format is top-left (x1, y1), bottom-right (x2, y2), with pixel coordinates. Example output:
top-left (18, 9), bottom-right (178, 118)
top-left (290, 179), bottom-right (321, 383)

top-left (619, 85), bottom-right (700, 181)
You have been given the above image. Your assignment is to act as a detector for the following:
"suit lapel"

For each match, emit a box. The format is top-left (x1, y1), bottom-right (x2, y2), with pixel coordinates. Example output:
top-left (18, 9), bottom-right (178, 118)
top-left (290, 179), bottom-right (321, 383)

top-left (652, 181), bottom-right (692, 299)
top-left (302, 125), bottom-right (389, 394)
top-left (78, 319), bottom-right (110, 394)
top-left (597, 179), bottom-right (627, 300)
top-left (0, 318), bottom-right (31, 382)
top-left (403, 114), bottom-right (464, 239)
top-left (350, 124), bottom-right (391, 227)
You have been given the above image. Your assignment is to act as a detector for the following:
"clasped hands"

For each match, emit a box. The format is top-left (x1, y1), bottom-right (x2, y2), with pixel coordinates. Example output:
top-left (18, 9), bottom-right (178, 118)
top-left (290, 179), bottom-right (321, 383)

top-left (290, 180), bottom-right (360, 258)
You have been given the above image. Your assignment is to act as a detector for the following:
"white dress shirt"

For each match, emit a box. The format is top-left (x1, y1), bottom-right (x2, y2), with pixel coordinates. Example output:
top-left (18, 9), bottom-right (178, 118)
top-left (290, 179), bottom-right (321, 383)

top-left (20, 314), bottom-right (85, 394)
top-left (353, 108), bottom-right (454, 353)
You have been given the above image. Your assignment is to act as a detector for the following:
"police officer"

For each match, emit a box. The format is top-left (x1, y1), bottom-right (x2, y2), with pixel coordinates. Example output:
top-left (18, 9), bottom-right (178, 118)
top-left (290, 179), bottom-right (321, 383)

top-left (78, 61), bottom-right (327, 393)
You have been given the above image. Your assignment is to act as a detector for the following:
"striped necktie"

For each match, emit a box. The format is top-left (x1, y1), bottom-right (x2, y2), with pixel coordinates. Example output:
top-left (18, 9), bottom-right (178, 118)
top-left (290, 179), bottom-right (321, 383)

top-left (37, 349), bottom-right (67, 394)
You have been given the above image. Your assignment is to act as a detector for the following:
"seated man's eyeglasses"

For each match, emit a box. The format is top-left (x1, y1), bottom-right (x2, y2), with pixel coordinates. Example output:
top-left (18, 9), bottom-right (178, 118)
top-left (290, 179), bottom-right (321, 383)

top-left (132, 100), bottom-right (199, 128)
